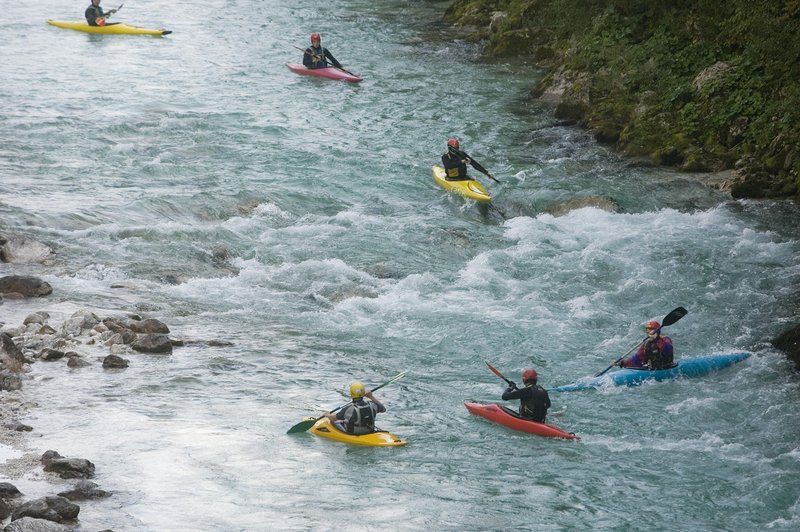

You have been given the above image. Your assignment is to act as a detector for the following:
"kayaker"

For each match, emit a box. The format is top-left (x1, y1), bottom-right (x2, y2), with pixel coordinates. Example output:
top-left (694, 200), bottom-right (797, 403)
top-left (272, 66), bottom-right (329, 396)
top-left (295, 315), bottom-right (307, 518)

top-left (501, 369), bottom-right (551, 423)
top-left (303, 33), bottom-right (343, 70)
top-left (619, 320), bottom-right (675, 369)
top-left (85, 0), bottom-right (120, 27)
top-left (324, 381), bottom-right (386, 435)
top-left (441, 138), bottom-right (495, 181)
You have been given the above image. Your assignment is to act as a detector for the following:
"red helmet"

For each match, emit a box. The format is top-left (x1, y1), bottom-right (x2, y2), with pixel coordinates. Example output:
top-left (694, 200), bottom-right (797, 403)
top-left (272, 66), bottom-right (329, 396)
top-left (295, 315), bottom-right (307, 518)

top-left (447, 138), bottom-right (460, 150)
top-left (645, 320), bottom-right (661, 330)
top-left (310, 32), bottom-right (321, 43)
top-left (522, 368), bottom-right (538, 383)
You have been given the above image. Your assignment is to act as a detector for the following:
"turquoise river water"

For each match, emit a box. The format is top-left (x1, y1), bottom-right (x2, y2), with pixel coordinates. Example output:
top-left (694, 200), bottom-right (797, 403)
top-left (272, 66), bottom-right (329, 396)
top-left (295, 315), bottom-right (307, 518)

top-left (1, 1), bottom-right (799, 530)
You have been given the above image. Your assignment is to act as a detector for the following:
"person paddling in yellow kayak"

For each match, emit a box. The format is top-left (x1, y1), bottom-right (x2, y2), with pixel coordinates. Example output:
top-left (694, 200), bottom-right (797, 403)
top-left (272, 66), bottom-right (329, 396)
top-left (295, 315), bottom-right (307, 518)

top-left (501, 368), bottom-right (552, 423)
top-left (324, 381), bottom-right (386, 435)
top-left (441, 138), bottom-right (498, 182)
top-left (85, 0), bottom-right (122, 27)
top-left (303, 32), bottom-right (343, 70)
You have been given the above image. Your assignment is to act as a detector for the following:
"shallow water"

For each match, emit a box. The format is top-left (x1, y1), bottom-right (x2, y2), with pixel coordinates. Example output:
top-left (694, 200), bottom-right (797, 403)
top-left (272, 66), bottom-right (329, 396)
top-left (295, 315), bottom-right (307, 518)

top-left (2, 1), bottom-right (800, 530)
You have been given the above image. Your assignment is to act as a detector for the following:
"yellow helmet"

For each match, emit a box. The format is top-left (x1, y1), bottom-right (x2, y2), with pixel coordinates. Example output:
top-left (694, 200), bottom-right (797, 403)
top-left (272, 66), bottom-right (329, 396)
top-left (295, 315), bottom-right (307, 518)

top-left (349, 381), bottom-right (366, 399)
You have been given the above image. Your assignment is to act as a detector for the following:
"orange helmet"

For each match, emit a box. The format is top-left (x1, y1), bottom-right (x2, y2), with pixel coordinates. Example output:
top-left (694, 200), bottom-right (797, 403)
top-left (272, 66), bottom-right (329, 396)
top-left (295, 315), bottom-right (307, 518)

top-left (310, 32), bottom-right (321, 43)
top-left (522, 368), bottom-right (538, 383)
top-left (447, 138), bottom-right (460, 150)
top-left (645, 320), bottom-right (661, 330)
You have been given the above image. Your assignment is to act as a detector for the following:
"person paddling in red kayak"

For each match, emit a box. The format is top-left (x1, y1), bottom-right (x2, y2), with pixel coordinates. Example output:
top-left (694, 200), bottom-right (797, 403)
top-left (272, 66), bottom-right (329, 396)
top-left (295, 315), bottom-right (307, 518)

top-left (324, 381), bottom-right (386, 435)
top-left (85, 0), bottom-right (122, 27)
top-left (303, 32), bottom-right (343, 70)
top-left (502, 368), bottom-right (551, 423)
top-left (618, 320), bottom-right (675, 369)
top-left (441, 138), bottom-right (497, 182)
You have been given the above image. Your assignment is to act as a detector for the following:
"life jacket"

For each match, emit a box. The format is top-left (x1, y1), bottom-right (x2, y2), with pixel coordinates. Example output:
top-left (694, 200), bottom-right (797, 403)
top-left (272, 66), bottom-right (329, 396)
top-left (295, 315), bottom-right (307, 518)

top-left (519, 384), bottom-right (549, 422)
top-left (644, 337), bottom-right (672, 369)
top-left (344, 400), bottom-right (375, 435)
top-left (442, 152), bottom-right (467, 180)
top-left (307, 46), bottom-right (328, 68)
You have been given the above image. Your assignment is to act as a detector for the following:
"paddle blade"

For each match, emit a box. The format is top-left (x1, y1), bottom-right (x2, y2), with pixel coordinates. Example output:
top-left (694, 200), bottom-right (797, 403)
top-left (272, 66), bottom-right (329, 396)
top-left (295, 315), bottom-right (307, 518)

top-left (662, 307), bottom-right (688, 327)
top-left (287, 417), bottom-right (318, 434)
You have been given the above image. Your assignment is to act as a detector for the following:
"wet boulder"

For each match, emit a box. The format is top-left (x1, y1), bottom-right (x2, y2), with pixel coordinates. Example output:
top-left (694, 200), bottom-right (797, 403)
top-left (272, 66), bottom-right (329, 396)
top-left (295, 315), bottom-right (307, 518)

top-left (0, 236), bottom-right (55, 265)
top-left (0, 482), bottom-right (23, 498)
top-left (3, 517), bottom-right (73, 532)
top-left (56, 480), bottom-right (111, 501)
top-left (10, 495), bottom-right (79, 523)
top-left (41, 451), bottom-right (95, 479)
top-left (1, 332), bottom-right (26, 370)
top-left (0, 276), bottom-right (52, 298)
top-left (131, 333), bottom-right (173, 354)
top-left (102, 354), bottom-right (129, 369)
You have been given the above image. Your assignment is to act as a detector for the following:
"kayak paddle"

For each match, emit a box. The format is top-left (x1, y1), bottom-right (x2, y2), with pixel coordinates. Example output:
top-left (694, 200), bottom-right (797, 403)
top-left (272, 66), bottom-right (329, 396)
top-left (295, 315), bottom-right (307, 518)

top-left (485, 361), bottom-right (516, 388)
top-left (105, 3), bottom-right (124, 19)
top-left (286, 370), bottom-right (407, 434)
top-left (594, 306), bottom-right (688, 377)
top-left (461, 151), bottom-right (500, 183)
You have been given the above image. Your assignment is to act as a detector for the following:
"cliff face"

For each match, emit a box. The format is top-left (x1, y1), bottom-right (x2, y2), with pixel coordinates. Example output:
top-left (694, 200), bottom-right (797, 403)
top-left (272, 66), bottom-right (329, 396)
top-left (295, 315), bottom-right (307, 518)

top-left (444, 0), bottom-right (800, 199)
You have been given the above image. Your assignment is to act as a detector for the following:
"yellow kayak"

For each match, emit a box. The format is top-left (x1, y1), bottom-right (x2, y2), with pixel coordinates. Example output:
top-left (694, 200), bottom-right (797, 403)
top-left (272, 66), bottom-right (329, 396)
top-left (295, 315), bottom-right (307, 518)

top-left (432, 165), bottom-right (491, 203)
top-left (47, 20), bottom-right (171, 36)
top-left (306, 417), bottom-right (407, 447)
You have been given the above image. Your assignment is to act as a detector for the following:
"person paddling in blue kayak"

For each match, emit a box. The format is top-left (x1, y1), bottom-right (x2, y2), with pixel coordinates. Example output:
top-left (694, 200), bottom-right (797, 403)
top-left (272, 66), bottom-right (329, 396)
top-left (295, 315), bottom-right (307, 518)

top-left (441, 138), bottom-right (497, 182)
top-left (324, 381), bottom-right (386, 435)
top-left (618, 320), bottom-right (675, 369)
top-left (85, 0), bottom-right (121, 26)
top-left (303, 33), bottom-right (343, 70)
top-left (502, 368), bottom-right (551, 423)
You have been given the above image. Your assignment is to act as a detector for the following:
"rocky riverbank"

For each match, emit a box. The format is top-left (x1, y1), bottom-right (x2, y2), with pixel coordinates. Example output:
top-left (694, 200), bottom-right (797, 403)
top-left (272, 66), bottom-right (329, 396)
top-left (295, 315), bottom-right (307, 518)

top-left (442, 0), bottom-right (800, 199)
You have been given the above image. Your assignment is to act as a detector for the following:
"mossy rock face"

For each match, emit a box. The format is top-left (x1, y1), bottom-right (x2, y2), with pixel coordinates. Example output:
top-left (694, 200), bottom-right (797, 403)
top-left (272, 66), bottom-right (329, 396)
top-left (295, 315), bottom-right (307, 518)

top-left (489, 29), bottom-right (535, 56)
top-left (443, 0), bottom-right (499, 25)
top-left (555, 101), bottom-right (587, 121)
top-left (730, 176), bottom-right (771, 199)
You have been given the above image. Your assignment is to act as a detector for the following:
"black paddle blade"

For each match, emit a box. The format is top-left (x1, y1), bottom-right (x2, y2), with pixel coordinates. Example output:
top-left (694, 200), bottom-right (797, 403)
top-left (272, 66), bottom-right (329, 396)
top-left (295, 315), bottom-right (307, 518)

top-left (662, 307), bottom-right (688, 327)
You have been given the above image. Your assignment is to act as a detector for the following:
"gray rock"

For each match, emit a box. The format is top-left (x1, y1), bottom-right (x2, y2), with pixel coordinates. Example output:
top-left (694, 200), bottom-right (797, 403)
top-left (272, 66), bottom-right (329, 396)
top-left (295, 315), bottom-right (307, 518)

top-left (102, 354), bottom-right (129, 369)
top-left (41, 451), bottom-right (95, 479)
top-left (10, 496), bottom-right (79, 523)
top-left (3, 517), bottom-right (72, 532)
top-left (0, 237), bottom-right (55, 265)
top-left (56, 480), bottom-right (111, 501)
top-left (0, 482), bottom-right (23, 498)
top-left (0, 276), bottom-right (52, 298)
top-left (131, 334), bottom-right (173, 354)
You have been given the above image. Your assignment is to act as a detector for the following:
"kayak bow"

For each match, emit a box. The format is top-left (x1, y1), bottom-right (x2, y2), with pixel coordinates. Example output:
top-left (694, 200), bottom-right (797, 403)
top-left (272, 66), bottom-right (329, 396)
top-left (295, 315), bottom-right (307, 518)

top-left (549, 352), bottom-right (751, 392)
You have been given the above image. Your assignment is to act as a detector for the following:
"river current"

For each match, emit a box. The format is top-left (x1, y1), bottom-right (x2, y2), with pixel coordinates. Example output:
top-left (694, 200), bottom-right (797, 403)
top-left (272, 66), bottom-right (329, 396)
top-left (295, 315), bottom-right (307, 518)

top-left (2, 1), bottom-right (799, 530)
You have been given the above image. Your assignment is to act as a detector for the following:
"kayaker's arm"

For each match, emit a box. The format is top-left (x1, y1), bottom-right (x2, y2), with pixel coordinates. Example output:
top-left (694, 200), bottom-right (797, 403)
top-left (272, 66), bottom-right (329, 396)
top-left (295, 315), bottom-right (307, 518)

top-left (501, 384), bottom-right (522, 400)
top-left (324, 49), bottom-right (343, 69)
top-left (365, 392), bottom-right (386, 413)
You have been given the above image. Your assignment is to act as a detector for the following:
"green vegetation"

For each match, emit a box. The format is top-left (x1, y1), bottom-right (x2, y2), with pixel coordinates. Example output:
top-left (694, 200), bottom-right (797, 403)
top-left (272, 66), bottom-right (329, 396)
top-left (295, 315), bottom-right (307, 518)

top-left (444, 0), bottom-right (800, 198)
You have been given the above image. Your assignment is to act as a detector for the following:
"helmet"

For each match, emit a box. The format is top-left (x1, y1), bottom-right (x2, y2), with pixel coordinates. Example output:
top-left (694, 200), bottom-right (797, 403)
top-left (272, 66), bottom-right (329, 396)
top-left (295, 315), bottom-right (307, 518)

top-left (310, 32), bottom-right (321, 43)
top-left (645, 320), bottom-right (661, 330)
top-left (522, 368), bottom-right (538, 383)
top-left (447, 138), bottom-right (460, 150)
top-left (349, 381), bottom-right (366, 399)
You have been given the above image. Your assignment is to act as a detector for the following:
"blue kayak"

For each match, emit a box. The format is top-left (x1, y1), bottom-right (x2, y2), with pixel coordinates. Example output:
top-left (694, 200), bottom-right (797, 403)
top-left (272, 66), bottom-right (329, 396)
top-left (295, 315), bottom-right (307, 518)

top-left (549, 352), bottom-right (751, 392)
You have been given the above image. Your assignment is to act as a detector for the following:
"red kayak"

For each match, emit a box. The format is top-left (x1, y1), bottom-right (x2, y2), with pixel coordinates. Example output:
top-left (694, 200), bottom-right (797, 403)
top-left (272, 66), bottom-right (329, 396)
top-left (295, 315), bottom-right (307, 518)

top-left (286, 63), bottom-right (363, 83)
top-left (464, 402), bottom-right (579, 440)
